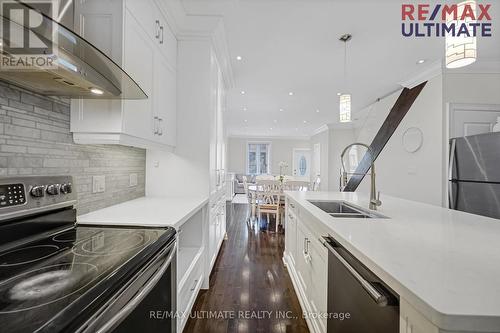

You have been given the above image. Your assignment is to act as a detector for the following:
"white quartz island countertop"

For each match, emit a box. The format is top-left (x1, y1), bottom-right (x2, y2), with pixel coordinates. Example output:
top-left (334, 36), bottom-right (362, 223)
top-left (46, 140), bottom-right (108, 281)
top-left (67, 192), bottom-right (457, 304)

top-left (77, 196), bottom-right (208, 229)
top-left (286, 191), bottom-right (500, 333)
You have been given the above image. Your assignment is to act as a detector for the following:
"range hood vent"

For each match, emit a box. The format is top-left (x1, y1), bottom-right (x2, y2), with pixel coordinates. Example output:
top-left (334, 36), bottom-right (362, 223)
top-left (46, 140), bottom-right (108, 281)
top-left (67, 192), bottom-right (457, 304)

top-left (0, 1), bottom-right (147, 100)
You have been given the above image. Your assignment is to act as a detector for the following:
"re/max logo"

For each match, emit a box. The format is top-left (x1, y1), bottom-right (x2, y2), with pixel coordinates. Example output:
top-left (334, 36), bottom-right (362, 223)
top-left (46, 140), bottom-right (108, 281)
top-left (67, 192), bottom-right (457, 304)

top-left (401, 3), bottom-right (493, 37)
top-left (402, 4), bottom-right (492, 21)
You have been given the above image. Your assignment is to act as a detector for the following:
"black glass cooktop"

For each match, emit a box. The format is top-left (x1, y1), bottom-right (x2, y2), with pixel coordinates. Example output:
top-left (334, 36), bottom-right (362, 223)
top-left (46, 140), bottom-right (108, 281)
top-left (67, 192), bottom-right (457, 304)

top-left (0, 226), bottom-right (175, 333)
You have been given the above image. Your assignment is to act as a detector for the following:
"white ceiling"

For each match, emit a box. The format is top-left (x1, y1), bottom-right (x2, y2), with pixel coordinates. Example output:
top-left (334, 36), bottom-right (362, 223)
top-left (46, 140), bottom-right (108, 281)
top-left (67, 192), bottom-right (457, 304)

top-left (181, 0), bottom-right (500, 138)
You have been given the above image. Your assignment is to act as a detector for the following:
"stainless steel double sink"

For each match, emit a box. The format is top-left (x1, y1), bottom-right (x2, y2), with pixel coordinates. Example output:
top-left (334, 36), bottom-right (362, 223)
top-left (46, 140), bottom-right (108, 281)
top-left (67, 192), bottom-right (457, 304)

top-left (308, 200), bottom-right (388, 219)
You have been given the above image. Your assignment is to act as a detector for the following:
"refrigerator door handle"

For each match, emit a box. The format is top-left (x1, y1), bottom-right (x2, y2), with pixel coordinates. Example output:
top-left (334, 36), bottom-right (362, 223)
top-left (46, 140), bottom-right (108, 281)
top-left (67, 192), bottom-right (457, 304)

top-left (448, 138), bottom-right (456, 181)
top-left (448, 139), bottom-right (457, 209)
top-left (448, 181), bottom-right (455, 209)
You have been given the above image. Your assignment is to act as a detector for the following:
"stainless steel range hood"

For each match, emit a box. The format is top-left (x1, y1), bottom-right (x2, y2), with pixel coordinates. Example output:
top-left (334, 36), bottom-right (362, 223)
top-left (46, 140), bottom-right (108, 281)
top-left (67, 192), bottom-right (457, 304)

top-left (0, 1), bottom-right (147, 99)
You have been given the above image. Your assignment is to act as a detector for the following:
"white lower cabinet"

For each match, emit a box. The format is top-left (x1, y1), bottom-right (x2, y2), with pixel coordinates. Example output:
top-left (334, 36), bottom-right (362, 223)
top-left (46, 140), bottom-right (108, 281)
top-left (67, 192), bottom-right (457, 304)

top-left (285, 199), bottom-right (328, 333)
top-left (284, 199), bottom-right (465, 333)
top-left (400, 299), bottom-right (440, 333)
top-left (285, 209), bottom-right (297, 267)
top-left (208, 190), bottom-right (226, 274)
top-left (176, 208), bottom-right (205, 333)
top-left (177, 255), bottom-right (203, 331)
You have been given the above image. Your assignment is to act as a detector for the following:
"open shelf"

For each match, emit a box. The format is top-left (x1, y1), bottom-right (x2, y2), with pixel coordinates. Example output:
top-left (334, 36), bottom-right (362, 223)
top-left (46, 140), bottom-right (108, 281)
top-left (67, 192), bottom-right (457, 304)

top-left (178, 246), bottom-right (204, 291)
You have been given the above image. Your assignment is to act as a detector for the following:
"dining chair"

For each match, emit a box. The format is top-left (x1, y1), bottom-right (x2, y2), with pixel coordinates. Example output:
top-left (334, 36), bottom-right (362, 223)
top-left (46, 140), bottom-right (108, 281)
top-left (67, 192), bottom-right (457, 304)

top-left (312, 177), bottom-right (321, 191)
top-left (242, 176), bottom-right (254, 222)
top-left (256, 182), bottom-right (282, 233)
top-left (283, 180), bottom-right (310, 191)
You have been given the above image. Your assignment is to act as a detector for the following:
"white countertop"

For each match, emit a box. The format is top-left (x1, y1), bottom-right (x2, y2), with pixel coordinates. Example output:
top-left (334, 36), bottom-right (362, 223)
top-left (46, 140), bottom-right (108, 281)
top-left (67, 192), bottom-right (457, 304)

top-left (77, 196), bottom-right (209, 229)
top-left (286, 191), bottom-right (500, 332)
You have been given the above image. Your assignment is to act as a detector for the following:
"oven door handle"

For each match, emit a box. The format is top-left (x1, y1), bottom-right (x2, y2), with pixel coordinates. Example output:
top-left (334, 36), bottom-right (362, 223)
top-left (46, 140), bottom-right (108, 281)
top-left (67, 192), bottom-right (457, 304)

top-left (96, 242), bottom-right (177, 333)
top-left (321, 237), bottom-right (388, 307)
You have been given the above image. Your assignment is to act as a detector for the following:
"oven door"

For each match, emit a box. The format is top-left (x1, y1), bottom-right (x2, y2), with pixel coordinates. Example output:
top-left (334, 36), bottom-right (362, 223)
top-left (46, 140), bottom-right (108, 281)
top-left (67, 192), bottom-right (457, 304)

top-left (80, 239), bottom-right (177, 333)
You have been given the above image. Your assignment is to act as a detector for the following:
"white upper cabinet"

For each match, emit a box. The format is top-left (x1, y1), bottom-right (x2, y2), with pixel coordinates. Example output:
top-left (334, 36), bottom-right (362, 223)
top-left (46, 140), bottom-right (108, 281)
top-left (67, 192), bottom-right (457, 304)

top-left (71, 0), bottom-right (177, 149)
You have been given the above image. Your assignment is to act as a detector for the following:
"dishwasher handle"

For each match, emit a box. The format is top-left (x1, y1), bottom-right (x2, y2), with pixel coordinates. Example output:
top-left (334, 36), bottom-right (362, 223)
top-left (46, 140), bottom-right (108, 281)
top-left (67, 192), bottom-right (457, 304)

top-left (321, 237), bottom-right (388, 307)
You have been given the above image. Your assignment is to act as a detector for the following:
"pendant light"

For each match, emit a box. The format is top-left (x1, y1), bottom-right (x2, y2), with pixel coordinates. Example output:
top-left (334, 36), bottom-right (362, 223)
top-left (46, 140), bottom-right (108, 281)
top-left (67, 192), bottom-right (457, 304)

top-left (339, 34), bottom-right (352, 123)
top-left (445, 0), bottom-right (477, 69)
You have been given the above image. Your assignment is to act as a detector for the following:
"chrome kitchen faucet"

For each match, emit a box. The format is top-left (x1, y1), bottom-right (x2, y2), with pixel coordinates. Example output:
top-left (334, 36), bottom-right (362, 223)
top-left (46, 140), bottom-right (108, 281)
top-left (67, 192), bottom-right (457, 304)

top-left (340, 143), bottom-right (382, 210)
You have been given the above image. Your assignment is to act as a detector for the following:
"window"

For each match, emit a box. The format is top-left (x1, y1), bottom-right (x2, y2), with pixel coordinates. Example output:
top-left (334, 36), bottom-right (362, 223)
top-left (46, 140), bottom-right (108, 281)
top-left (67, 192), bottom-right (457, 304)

top-left (247, 143), bottom-right (270, 175)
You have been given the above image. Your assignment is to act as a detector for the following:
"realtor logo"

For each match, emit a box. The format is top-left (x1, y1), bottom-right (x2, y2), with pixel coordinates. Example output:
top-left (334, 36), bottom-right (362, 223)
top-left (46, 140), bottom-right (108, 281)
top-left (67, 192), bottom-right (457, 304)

top-left (401, 2), bottom-right (493, 37)
top-left (0, 0), bottom-right (58, 70)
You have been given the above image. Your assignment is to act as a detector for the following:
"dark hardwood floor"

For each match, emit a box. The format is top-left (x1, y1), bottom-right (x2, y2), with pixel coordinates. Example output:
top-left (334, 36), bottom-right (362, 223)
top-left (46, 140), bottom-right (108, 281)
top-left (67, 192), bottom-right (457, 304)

top-left (183, 203), bottom-right (309, 333)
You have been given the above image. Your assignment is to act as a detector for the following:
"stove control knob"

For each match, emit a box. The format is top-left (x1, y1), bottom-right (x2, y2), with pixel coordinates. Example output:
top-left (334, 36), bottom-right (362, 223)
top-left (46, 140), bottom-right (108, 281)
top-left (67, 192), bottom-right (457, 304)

top-left (46, 184), bottom-right (60, 196)
top-left (60, 183), bottom-right (72, 194)
top-left (30, 185), bottom-right (45, 198)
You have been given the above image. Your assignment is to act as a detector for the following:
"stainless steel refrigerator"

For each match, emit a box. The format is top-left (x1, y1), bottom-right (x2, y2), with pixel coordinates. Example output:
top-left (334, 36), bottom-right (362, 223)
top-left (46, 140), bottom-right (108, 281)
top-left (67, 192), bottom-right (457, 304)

top-left (449, 132), bottom-right (500, 219)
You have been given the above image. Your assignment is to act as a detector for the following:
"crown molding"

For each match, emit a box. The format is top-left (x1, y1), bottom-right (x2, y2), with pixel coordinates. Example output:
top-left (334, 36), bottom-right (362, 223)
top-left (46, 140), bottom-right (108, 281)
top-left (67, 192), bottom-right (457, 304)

top-left (159, 0), bottom-right (235, 89)
top-left (399, 60), bottom-right (443, 89)
top-left (156, 0), bottom-right (185, 36)
top-left (444, 60), bottom-right (500, 75)
top-left (227, 134), bottom-right (311, 141)
top-left (311, 124), bottom-right (329, 136)
top-left (399, 59), bottom-right (500, 89)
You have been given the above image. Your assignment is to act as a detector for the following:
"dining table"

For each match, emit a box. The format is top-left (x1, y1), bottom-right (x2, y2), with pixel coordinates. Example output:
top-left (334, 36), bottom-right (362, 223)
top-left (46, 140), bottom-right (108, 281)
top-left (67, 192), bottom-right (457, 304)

top-left (247, 184), bottom-right (286, 218)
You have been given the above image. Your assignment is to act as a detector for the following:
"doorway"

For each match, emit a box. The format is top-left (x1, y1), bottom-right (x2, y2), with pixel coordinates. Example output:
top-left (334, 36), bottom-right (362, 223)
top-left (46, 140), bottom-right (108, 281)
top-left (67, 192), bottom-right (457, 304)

top-left (292, 148), bottom-right (311, 180)
top-left (449, 103), bottom-right (500, 138)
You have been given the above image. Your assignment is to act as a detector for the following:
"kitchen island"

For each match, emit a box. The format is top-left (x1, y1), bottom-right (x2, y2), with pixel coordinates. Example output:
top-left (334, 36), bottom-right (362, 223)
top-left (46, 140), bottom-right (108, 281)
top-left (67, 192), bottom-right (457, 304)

top-left (284, 191), bottom-right (500, 333)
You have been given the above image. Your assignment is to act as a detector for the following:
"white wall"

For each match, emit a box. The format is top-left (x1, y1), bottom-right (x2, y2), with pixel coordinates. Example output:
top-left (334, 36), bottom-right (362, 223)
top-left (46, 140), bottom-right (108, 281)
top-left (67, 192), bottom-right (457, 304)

top-left (444, 73), bottom-right (500, 105)
top-left (354, 75), bottom-right (444, 206)
top-left (227, 137), bottom-right (310, 175)
top-left (310, 130), bottom-right (330, 190)
top-left (328, 128), bottom-right (356, 192)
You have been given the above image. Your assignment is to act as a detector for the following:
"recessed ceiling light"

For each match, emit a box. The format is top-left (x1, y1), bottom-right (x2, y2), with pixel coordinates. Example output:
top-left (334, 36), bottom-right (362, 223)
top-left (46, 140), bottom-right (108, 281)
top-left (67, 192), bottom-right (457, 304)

top-left (241, 91), bottom-right (246, 95)
top-left (236, 56), bottom-right (242, 61)
top-left (417, 59), bottom-right (426, 64)
top-left (244, 119), bottom-right (248, 122)
top-left (243, 107), bottom-right (247, 111)
top-left (316, 109), bottom-right (320, 113)
top-left (337, 92), bottom-right (342, 96)
top-left (303, 120), bottom-right (307, 124)
top-left (279, 108), bottom-right (284, 112)
top-left (270, 127), bottom-right (273, 130)
top-left (273, 120), bottom-right (278, 123)
top-left (90, 88), bottom-right (104, 95)
top-left (288, 92), bottom-right (294, 96)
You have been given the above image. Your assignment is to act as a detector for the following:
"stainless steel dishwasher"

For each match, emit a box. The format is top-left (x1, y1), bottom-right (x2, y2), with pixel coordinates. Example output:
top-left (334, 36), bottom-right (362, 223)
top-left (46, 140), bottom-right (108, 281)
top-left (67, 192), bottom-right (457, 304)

top-left (322, 236), bottom-right (399, 333)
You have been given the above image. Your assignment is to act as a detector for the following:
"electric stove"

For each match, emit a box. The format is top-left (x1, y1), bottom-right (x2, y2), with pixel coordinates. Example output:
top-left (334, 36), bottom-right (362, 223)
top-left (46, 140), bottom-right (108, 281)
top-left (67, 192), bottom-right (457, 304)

top-left (0, 176), bottom-right (176, 333)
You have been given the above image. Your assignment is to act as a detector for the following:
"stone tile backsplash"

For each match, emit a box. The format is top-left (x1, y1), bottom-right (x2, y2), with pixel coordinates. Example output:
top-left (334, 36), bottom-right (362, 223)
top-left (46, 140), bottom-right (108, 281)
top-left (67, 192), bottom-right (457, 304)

top-left (0, 82), bottom-right (146, 215)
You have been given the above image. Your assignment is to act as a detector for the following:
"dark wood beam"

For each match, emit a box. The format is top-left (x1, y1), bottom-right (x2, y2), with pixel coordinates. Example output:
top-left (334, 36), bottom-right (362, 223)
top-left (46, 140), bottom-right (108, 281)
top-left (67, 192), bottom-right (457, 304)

top-left (343, 81), bottom-right (428, 192)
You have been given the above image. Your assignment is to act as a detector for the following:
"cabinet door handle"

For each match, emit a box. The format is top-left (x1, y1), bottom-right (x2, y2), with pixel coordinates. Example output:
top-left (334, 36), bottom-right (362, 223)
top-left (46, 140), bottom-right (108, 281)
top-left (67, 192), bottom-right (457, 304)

top-left (155, 20), bottom-right (160, 39)
top-left (153, 116), bottom-right (159, 135)
top-left (158, 118), bottom-right (163, 136)
top-left (190, 279), bottom-right (199, 292)
top-left (290, 203), bottom-right (295, 209)
top-left (160, 26), bottom-right (164, 44)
